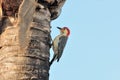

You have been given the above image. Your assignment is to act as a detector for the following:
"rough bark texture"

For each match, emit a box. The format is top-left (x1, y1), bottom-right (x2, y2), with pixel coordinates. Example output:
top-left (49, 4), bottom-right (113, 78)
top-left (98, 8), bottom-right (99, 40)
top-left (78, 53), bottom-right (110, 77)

top-left (0, 0), bottom-right (66, 80)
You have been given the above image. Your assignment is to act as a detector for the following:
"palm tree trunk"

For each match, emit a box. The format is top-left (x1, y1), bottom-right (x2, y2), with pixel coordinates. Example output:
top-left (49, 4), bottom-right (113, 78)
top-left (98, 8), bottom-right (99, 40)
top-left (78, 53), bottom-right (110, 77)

top-left (0, 0), bottom-right (66, 80)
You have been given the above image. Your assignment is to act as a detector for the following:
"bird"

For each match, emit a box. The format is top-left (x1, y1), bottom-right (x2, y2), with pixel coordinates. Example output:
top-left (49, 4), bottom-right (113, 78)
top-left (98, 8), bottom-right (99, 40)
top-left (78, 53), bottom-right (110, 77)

top-left (50, 27), bottom-right (70, 66)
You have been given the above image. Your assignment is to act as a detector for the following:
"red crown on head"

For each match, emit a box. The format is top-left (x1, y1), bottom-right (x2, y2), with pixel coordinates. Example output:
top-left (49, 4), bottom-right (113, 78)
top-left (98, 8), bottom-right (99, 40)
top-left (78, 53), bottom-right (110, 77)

top-left (63, 27), bottom-right (70, 36)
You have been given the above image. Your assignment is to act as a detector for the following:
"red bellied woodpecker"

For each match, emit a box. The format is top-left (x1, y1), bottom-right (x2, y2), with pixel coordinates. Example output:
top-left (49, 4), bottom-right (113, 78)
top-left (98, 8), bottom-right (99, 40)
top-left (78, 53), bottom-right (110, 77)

top-left (50, 27), bottom-right (70, 66)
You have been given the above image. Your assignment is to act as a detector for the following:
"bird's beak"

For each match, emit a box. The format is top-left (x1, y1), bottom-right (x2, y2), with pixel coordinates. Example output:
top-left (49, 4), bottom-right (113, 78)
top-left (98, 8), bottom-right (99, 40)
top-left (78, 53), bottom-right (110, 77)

top-left (57, 27), bottom-right (62, 30)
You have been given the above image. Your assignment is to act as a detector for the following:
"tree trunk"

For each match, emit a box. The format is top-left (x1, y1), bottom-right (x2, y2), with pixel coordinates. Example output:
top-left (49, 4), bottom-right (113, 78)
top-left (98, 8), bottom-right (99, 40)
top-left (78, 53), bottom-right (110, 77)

top-left (0, 0), bottom-right (66, 80)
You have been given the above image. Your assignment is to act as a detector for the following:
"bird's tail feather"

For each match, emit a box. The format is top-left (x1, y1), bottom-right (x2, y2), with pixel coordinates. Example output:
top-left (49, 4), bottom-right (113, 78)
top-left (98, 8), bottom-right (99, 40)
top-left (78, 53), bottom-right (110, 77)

top-left (49, 55), bottom-right (57, 66)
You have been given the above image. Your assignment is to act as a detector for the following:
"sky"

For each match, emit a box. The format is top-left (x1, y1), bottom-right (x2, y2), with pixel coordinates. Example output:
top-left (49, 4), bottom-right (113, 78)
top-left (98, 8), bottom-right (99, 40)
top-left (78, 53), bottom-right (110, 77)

top-left (50, 0), bottom-right (120, 80)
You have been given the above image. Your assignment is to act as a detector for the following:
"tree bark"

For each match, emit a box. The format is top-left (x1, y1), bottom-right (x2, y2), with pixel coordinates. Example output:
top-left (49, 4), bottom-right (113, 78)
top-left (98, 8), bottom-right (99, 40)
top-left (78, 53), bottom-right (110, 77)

top-left (0, 0), bottom-right (66, 80)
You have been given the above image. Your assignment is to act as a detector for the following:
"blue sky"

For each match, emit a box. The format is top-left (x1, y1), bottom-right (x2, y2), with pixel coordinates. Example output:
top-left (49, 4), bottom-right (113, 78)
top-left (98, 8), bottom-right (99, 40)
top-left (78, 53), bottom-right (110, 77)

top-left (50, 0), bottom-right (120, 80)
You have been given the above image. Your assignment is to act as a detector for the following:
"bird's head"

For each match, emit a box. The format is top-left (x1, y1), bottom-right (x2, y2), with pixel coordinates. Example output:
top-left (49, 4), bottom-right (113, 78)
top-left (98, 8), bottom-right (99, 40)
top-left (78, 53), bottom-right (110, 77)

top-left (57, 27), bottom-right (70, 37)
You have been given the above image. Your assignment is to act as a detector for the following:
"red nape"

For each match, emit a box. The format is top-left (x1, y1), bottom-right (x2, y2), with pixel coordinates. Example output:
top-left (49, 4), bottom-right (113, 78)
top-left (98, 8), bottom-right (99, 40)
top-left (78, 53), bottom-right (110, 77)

top-left (64, 27), bottom-right (70, 36)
